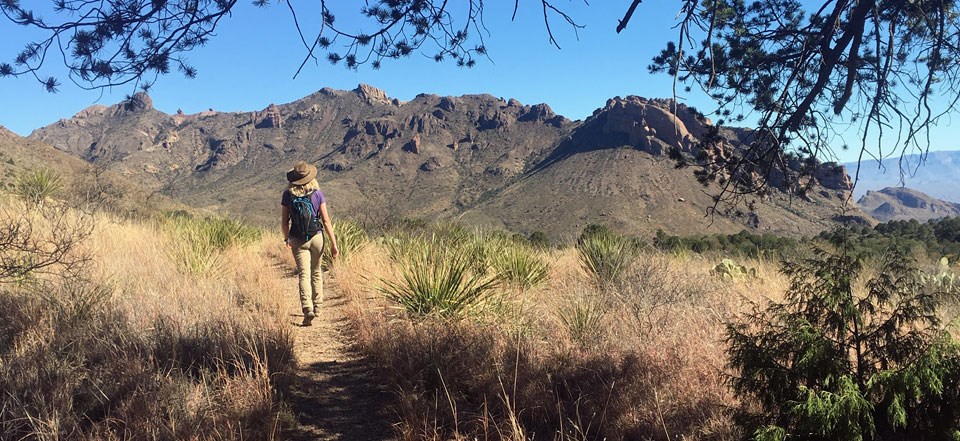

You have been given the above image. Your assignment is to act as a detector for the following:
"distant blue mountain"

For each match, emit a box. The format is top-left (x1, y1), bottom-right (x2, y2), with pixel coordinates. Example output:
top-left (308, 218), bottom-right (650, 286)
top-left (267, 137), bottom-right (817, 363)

top-left (844, 150), bottom-right (960, 203)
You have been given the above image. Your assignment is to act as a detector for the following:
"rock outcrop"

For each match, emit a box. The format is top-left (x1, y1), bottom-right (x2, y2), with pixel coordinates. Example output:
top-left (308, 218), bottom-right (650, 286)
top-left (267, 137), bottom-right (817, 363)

top-left (118, 92), bottom-right (153, 114)
top-left (255, 104), bottom-right (283, 129)
top-left (0, 125), bottom-right (15, 140)
top-left (354, 84), bottom-right (391, 105)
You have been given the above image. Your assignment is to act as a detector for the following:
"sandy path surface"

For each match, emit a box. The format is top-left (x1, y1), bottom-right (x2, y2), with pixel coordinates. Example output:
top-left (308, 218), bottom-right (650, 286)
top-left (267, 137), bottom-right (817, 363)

top-left (278, 265), bottom-right (396, 441)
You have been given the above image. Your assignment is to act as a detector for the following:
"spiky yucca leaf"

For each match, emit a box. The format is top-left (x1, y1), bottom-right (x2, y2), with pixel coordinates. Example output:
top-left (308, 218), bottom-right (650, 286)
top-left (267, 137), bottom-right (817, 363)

top-left (492, 245), bottom-right (549, 291)
top-left (380, 239), bottom-right (498, 318)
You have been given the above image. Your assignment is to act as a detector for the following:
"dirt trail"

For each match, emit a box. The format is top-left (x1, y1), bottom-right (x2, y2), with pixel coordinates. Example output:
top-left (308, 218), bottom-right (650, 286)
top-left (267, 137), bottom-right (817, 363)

top-left (278, 266), bottom-right (396, 441)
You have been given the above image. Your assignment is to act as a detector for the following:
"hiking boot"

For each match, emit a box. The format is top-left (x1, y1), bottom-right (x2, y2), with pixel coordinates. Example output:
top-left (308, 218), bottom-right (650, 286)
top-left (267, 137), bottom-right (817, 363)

top-left (301, 307), bottom-right (315, 327)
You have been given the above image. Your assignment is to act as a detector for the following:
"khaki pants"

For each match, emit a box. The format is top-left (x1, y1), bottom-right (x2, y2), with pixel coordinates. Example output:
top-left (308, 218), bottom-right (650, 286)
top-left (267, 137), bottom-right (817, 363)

top-left (290, 234), bottom-right (325, 312)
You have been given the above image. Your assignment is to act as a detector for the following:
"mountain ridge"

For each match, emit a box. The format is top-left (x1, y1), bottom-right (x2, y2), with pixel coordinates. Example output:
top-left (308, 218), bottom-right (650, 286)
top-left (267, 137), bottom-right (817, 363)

top-left (27, 84), bottom-right (865, 238)
top-left (845, 150), bottom-right (960, 203)
top-left (858, 187), bottom-right (960, 222)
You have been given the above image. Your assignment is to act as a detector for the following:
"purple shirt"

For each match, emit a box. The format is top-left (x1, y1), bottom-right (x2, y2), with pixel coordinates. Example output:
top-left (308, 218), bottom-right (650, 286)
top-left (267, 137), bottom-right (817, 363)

top-left (281, 190), bottom-right (326, 218)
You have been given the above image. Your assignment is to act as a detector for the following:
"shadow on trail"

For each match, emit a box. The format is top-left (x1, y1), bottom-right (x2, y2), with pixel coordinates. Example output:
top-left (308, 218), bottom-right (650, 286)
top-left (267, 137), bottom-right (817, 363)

top-left (283, 357), bottom-right (395, 441)
top-left (279, 280), bottom-right (396, 441)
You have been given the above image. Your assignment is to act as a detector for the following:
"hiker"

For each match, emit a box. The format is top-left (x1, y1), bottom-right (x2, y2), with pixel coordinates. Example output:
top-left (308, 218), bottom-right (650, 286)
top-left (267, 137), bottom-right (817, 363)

top-left (281, 160), bottom-right (339, 326)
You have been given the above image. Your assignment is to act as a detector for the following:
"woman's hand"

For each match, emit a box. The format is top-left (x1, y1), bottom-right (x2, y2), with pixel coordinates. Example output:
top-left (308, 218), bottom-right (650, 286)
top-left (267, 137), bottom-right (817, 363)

top-left (330, 244), bottom-right (340, 259)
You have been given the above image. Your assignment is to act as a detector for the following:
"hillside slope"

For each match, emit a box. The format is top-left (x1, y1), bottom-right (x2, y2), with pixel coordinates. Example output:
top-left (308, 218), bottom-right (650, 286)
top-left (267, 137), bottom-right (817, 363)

top-left (0, 124), bottom-right (92, 191)
top-left (28, 86), bottom-right (863, 237)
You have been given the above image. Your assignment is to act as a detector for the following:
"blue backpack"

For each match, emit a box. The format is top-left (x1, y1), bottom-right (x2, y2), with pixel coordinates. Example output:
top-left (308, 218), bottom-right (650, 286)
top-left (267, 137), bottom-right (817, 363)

top-left (290, 192), bottom-right (321, 241)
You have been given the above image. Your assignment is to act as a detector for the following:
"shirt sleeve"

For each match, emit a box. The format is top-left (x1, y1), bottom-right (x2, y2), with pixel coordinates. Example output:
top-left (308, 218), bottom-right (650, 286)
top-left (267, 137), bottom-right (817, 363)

top-left (281, 190), bottom-right (291, 207)
top-left (313, 191), bottom-right (326, 206)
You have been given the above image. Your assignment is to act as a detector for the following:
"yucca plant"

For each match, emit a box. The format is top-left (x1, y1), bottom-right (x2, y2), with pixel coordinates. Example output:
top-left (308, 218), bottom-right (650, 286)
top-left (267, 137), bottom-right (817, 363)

top-left (557, 298), bottom-right (606, 348)
top-left (576, 231), bottom-right (638, 290)
top-left (492, 244), bottom-right (549, 291)
top-left (13, 169), bottom-right (62, 207)
top-left (380, 238), bottom-right (499, 318)
top-left (163, 215), bottom-right (261, 275)
top-left (324, 220), bottom-right (368, 265)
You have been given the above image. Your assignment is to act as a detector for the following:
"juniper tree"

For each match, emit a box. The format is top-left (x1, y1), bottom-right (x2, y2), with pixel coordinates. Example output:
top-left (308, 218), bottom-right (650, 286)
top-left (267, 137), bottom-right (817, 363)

top-left (727, 234), bottom-right (960, 440)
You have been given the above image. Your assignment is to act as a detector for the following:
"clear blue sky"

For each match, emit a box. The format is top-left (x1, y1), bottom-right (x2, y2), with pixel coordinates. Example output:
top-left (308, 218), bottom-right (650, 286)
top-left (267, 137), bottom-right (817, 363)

top-left (0, 1), bottom-right (956, 163)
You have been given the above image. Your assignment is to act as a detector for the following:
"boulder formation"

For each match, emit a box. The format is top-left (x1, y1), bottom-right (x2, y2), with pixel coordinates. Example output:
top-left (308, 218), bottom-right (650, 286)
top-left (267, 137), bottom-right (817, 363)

top-left (254, 104), bottom-right (283, 129)
top-left (118, 92), bottom-right (153, 114)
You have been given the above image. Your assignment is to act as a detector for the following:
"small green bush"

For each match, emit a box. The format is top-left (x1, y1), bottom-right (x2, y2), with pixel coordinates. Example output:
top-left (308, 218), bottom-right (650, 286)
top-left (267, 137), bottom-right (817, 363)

top-left (325, 220), bottom-right (368, 266)
top-left (727, 242), bottom-right (960, 440)
top-left (527, 230), bottom-right (551, 249)
top-left (163, 214), bottom-right (262, 275)
top-left (557, 298), bottom-right (605, 348)
top-left (712, 258), bottom-right (758, 280)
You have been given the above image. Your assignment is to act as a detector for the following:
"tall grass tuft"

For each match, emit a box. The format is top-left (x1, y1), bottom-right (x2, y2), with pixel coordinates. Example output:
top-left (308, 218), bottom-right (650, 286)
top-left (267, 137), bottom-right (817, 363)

top-left (380, 236), bottom-right (499, 318)
top-left (13, 169), bottom-right (63, 207)
top-left (576, 231), bottom-right (638, 290)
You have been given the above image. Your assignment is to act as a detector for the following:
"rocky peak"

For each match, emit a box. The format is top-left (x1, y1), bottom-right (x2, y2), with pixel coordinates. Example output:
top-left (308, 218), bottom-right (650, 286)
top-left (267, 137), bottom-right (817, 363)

top-left (354, 84), bottom-right (391, 105)
top-left (519, 103), bottom-right (563, 127)
top-left (591, 95), bottom-right (700, 155)
top-left (120, 92), bottom-right (154, 113)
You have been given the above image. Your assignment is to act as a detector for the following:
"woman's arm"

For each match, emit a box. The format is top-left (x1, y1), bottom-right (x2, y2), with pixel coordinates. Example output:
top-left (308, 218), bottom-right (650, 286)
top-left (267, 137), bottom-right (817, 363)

top-left (281, 205), bottom-right (291, 247)
top-left (318, 202), bottom-right (339, 258)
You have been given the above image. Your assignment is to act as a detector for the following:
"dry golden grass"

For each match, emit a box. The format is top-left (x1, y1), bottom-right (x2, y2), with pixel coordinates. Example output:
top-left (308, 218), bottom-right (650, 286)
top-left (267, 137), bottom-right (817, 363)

top-left (329, 228), bottom-right (789, 440)
top-left (0, 195), bottom-right (295, 440)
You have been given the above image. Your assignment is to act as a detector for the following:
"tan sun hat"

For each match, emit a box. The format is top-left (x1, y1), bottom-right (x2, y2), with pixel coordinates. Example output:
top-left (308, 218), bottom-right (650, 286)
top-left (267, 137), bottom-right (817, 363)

top-left (286, 160), bottom-right (317, 185)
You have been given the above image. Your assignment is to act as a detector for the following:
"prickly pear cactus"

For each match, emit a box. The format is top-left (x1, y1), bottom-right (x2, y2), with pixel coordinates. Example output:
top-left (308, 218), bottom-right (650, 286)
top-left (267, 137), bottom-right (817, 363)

top-left (712, 258), bottom-right (758, 281)
top-left (919, 256), bottom-right (960, 293)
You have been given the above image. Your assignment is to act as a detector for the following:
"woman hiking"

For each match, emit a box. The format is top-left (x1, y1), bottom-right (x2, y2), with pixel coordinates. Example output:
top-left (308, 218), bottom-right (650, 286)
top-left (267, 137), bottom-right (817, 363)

top-left (281, 160), bottom-right (339, 326)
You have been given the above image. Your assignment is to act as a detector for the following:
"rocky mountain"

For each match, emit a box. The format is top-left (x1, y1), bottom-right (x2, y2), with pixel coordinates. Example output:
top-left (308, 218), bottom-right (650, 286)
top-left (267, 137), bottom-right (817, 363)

top-left (846, 150), bottom-right (960, 203)
top-left (27, 85), bottom-right (863, 238)
top-left (857, 187), bottom-right (960, 222)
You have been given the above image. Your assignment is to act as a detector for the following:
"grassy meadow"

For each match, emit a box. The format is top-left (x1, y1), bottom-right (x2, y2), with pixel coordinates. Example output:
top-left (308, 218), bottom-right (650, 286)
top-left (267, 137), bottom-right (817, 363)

top-left (2, 171), bottom-right (958, 440)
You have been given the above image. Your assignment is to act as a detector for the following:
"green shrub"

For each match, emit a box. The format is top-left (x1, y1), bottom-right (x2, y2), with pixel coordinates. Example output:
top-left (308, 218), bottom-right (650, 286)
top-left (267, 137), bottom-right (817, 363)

top-left (13, 169), bottom-right (62, 207)
top-left (325, 220), bottom-right (368, 266)
top-left (727, 241), bottom-right (960, 440)
top-left (527, 230), bottom-right (550, 249)
top-left (380, 237), bottom-right (499, 318)
top-left (557, 298), bottom-right (605, 348)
